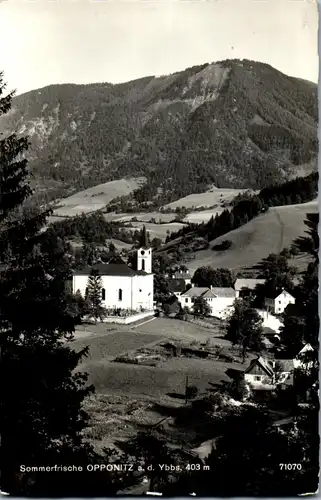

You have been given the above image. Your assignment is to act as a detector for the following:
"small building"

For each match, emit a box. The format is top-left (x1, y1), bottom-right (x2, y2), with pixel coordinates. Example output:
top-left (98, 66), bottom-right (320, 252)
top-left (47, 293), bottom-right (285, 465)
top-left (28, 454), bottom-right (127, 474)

top-left (244, 356), bottom-right (294, 390)
top-left (72, 247), bottom-right (154, 312)
top-left (256, 309), bottom-right (283, 333)
top-left (293, 343), bottom-right (315, 371)
top-left (234, 278), bottom-right (266, 298)
top-left (165, 269), bottom-right (192, 298)
top-left (178, 286), bottom-right (235, 319)
top-left (168, 279), bottom-right (188, 298)
top-left (171, 269), bottom-right (192, 286)
top-left (264, 289), bottom-right (295, 315)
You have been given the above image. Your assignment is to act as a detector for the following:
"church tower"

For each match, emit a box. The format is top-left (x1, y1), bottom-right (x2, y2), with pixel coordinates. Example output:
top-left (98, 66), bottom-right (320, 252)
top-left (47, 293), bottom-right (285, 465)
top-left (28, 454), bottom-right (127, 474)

top-left (137, 225), bottom-right (152, 273)
top-left (137, 247), bottom-right (152, 273)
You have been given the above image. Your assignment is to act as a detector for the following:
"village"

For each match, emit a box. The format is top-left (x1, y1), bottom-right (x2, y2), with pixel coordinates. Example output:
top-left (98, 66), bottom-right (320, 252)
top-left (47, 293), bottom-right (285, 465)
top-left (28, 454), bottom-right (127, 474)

top-left (69, 234), bottom-right (316, 493)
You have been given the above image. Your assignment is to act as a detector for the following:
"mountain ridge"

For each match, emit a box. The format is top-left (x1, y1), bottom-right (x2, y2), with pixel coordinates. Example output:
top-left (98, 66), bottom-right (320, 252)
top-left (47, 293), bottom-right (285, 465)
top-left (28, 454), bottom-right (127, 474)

top-left (0, 59), bottom-right (318, 206)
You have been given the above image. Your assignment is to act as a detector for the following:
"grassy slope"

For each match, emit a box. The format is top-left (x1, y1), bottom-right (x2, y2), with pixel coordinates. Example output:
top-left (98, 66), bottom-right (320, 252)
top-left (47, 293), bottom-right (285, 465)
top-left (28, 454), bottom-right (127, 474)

top-left (53, 177), bottom-right (146, 216)
top-left (73, 318), bottom-right (239, 398)
top-left (187, 200), bottom-right (318, 273)
top-left (125, 222), bottom-right (187, 241)
top-left (163, 186), bottom-right (253, 210)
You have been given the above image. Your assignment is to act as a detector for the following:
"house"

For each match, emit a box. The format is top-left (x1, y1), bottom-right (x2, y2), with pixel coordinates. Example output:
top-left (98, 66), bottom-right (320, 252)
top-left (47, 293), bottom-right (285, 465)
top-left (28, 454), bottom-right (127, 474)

top-left (178, 286), bottom-right (235, 319)
top-left (244, 356), bottom-right (294, 390)
top-left (234, 278), bottom-right (266, 298)
top-left (264, 289), bottom-right (295, 315)
top-left (72, 246), bottom-right (154, 312)
top-left (256, 309), bottom-right (283, 333)
top-left (166, 269), bottom-right (192, 297)
top-left (168, 279), bottom-right (188, 298)
top-left (293, 343), bottom-right (315, 371)
top-left (171, 269), bottom-right (192, 286)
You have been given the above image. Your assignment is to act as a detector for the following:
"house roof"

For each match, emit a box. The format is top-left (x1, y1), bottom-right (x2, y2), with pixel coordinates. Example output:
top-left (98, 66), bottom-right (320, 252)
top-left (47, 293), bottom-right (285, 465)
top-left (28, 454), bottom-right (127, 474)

top-left (169, 279), bottom-right (187, 293)
top-left (244, 357), bottom-right (274, 377)
top-left (181, 287), bottom-right (214, 298)
top-left (172, 270), bottom-right (190, 279)
top-left (73, 263), bottom-right (148, 277)
top-left (181, 286), bottom-right (235, 299)
top-left (210, 287), bottom-right (235, 298)
top-left (265, 289), bottom-right (294, 300)
top-left (245, 356), bottom-right (294, 378)
top-left (234, 278), bottom-right (266, 291)
top-left (297, 343), bottom-right (314, 356)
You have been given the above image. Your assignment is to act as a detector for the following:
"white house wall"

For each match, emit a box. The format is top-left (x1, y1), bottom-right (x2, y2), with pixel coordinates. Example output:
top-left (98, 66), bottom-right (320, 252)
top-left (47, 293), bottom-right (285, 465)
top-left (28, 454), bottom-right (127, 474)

top-left (244, 373), bottom-right (273, 387)
top-left (256, 310), bottom-right (283, 333)
top-left (208, 297), bottom-right (235, 319)
top-left (178, 295), bottom-right (235, 319)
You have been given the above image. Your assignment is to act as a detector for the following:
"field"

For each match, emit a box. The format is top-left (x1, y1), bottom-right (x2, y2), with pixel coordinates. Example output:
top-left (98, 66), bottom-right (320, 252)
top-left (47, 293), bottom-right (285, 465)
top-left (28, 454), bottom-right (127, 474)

top-left (125, 222), bottom-right (186, 241)
top-left (53, 177), bottom-right (146, 217)
top-left (184, 209), bottom-right (224, 224)
top-left (73, 318), bottom-right (237, 397)
top-left (187, 200), bottom-right (318, 273)
top-left (72, 317), bottom-right (245, 454)
top-left (104, 212), bottom-right (176, 223)
top-left (163, 186), bottom-right (252, 210)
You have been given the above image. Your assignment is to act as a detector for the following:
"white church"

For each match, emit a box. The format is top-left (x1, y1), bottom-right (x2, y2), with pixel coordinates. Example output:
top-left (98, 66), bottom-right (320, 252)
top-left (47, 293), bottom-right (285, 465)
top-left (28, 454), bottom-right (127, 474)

top-left (72, 246), bottom-right (154, 312)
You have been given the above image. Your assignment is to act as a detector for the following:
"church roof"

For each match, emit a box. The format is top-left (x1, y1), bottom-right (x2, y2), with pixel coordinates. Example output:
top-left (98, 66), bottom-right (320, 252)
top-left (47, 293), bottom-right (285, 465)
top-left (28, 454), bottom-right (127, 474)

top-left (73, 263), bottom-right (148, 277)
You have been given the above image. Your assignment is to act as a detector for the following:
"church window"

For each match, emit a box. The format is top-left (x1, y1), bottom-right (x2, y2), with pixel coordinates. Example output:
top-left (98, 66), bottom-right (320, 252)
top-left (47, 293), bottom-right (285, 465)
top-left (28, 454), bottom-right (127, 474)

top-left (85, 287), bottom-right (88, 298)
top-left (118, 288), bottom-right (123, 301)
top-left (142, 259), bottom-right (145, 271)
top-left (102, 288), bottom-right (106, 300)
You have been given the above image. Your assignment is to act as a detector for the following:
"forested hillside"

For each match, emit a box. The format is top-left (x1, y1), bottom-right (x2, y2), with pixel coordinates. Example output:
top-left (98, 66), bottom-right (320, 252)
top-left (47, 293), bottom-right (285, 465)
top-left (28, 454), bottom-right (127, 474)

top-left (156, 172), bottom-right (318, 259)
top-left (0, 59), bottom-right (317, 206)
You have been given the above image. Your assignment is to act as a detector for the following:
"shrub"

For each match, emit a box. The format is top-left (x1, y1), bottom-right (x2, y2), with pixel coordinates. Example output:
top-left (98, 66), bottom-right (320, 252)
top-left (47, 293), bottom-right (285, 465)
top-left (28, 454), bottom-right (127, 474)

top-left (185, 385), bottom-right (199, 400)
top-left (212, 240), bottom-right (232, 251)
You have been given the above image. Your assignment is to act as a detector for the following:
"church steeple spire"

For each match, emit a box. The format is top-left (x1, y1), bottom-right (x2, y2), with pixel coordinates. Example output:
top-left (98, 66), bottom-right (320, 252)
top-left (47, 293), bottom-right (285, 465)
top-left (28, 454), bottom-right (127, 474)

top-left (137, 226), bottom-right (152, 273)
top-left (140, 225), bottom-right (149, 249)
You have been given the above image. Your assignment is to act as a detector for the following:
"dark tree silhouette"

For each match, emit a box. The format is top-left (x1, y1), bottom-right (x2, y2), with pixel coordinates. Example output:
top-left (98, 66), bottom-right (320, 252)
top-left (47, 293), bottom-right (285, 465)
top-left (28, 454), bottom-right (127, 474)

top-left (192, 266), bottom-right (233, 288)
top-left (225, 299), bottom-right (264, 362)
top-left (0, 73), bottom-right (124, 496)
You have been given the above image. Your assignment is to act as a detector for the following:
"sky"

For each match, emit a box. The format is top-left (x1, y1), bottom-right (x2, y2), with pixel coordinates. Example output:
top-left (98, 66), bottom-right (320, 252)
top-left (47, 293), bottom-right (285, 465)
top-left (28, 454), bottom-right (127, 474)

top-left (0, 0), bottom-right (319, 95)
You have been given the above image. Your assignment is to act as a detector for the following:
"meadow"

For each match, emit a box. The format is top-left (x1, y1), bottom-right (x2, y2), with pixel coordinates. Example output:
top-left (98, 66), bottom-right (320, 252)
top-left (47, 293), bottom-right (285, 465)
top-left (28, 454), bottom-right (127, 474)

top-left (53, 177), bottom-right (146, 217)
top-left (163, 186), bottom-right (252, 210)
top-left (187, 200), bottom-right (318, 273)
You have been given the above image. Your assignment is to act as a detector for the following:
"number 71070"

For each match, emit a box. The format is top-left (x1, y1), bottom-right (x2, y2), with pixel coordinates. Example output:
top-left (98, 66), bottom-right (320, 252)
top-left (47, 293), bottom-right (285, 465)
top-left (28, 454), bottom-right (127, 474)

top-left (279, 463), bottom-right (302, 471)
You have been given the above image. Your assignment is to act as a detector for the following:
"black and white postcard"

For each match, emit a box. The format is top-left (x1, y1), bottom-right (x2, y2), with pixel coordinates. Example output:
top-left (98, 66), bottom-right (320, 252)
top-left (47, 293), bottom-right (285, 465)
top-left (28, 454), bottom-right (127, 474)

top-left (0, 0), bottom-right (319, 496)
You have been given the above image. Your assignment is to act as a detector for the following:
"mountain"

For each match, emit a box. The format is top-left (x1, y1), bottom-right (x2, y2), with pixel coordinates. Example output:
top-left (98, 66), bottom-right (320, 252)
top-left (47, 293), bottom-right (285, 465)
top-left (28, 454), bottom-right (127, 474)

top-left (0, 59), bottom-right (318, 206)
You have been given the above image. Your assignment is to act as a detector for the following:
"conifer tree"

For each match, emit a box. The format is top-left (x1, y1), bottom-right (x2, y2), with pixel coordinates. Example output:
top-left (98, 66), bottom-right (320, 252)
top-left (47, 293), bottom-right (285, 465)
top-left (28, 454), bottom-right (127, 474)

top-left (85, 269), bottom-right (106, 322)
top-left (225, 299), bottom-right (264, 362)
